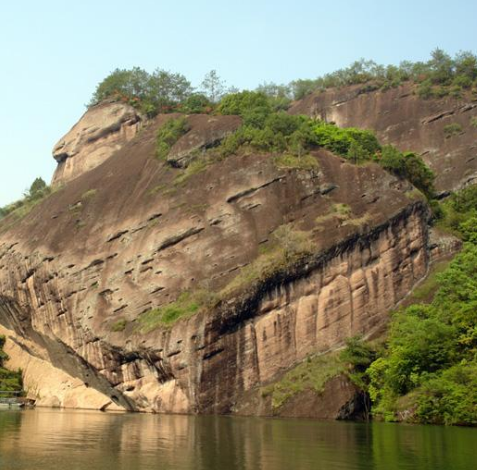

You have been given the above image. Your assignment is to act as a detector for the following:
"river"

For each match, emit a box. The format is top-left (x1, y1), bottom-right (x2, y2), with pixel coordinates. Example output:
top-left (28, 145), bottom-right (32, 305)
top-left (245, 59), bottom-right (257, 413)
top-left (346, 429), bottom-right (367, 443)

top-left (0, 409), bottom-right (476, 469)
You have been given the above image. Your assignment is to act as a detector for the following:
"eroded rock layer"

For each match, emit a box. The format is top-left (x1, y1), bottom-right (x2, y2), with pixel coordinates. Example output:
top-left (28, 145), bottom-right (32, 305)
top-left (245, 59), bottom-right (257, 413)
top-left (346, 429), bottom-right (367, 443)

top-left (0, 201), bottom-right (428, 413)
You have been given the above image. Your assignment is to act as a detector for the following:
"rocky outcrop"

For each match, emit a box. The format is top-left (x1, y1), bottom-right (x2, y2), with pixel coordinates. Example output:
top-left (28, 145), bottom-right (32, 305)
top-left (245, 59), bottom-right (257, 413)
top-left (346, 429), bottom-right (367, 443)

top-left (52, 101), bottom-right (142, 186)
top-left (428, 227), bottom-right (462, 263)
top-left (0, 321), bottom-right (123, 411)
top-left (269, 375), bottom-right (366, 420)
top-left (0, 102), bottom-right (430, 413)
top-left (290, 83), bottom-right (477, 193)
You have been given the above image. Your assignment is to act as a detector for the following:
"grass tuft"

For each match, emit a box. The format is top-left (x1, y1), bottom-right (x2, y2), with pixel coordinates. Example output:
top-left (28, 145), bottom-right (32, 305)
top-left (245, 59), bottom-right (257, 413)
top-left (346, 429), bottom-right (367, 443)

top-left (138, 290), bottom-right (215, 332)
top-left (111, 319), bottom-right (127, 332)
top-left (261, 352), bottom-right (345, 410)
top-left (273, 154), bottom-right (319, 170)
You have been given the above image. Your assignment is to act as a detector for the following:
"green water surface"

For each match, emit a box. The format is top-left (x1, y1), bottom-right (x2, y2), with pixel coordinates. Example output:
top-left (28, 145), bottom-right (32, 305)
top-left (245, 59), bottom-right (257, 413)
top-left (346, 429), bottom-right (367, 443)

top-left (0, 409), bottom-right (476, 470)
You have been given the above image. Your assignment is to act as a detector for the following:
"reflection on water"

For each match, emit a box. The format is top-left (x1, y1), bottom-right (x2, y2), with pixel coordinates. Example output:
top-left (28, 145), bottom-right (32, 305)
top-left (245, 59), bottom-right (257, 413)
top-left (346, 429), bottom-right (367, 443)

top-left (0, 409), bottom-right (476, 470)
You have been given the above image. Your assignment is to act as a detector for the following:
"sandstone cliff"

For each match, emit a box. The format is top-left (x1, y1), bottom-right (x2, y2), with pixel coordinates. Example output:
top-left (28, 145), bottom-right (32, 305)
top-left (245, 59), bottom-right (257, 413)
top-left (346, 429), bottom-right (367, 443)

top-left (290, 83), bottom-right (477, 193)
top-left (0, 101), bottom-right (433, 414)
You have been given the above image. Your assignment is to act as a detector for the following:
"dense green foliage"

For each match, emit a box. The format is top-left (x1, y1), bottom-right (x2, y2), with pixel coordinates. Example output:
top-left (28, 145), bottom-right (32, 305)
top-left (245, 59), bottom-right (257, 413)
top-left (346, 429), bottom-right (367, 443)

top-left (90, 68), bottom-right (227, 117)
top-left (437, 184), bottom-right (477, 240)
top-left (217, 111), bottom-right (383, 163)
top-left (155, 117), bottom-right (191, 160)
top-left (89, 67), bottom-right (193, 117)
top-left (313, 122), bottom-right (381, 160)
top-left (217, 92), bottom-right (377, 158)
top-left (218, 90), bottom-right (272, 126)
top-left (340, 337), bottom-right (381, 419)
top-left (341, 337), bottom-right (378, 384)
top-left (90, 50), bottom-right (477, 120)
top-left (180, 93), bottom-right (213, 114)
top-left (449, 184), bottom-right (477, 214)
top-left (353, 185), bottom-right (477, 426)
top-left (0, 336), bottom-right (23, 394)
top-left (250, 49), bottom-right (477, 101)
top-left (289, 49), bottom-right (477, 100)
top-left (255, 82), bottom-right (293, 111)
top-left (379, 146), bottom-right (436, 198)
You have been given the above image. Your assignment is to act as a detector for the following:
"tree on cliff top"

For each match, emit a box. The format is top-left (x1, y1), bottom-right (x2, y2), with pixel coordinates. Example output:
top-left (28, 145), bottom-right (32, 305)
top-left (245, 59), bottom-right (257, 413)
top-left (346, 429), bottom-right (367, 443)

top-left (287, 49), bottom-right (477, 99)
top-left (90, 67), bottom-right (150, 104)
top-left (27, 177), bottom-right (48, 199)
top-left (89, 67), bottom-right (193, 117)
top-left (200, 70), bottom-right (226, 103)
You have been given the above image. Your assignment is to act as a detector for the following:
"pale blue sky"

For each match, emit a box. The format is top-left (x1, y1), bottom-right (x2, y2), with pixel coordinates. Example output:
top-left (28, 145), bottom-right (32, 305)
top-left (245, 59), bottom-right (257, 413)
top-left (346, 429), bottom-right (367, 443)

top-left (1, 0), bottom-right (476, 206)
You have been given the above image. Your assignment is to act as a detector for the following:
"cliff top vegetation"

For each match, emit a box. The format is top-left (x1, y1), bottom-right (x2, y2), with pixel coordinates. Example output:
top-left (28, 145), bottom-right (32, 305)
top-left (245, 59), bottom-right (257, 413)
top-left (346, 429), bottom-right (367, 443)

top-left (88, 49), bottom-right (477, 118)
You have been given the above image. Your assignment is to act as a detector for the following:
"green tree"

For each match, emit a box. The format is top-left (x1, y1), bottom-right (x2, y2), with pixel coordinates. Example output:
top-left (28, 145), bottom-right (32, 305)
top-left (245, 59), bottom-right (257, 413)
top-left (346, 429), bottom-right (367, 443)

top-left (289, 79), bottom-right (321, 100)
top-left (340, 336), bottom-right (378, 419)
top-left (450, 184), bottom-right (477, 213)
top-left (218, 90), bottom-right (272, 128)
top-left (155, 117), bottom-right (191, 160)
top-left (454, 51), bottom-right (477, 80)
top-left (28, 177), bottom-right (47, 198)
top-left (428, 48), bottom-right (454, 85)
top-left (0, 335), bottom-right (23, 394)
top-left (148, 69), bottom-right (193, 113)
top-left (417, 79), bottom-right (434, 98)
top-left (402, 152), bottom-right (435, 197)
top-left (0, 336), bottom-right (8, 365)
top-left (347, 140), bottom-right (368, 163)
top-left (181, 93), bottom-right (213, 114)
top-left (201, 70), bottom-right (226, 103)
top-left (218, 90), bottom-right (270, 116)
top-left (256, 82), bottom-right (292, 110)
top-left (379, 146), bottom-right (435, 198)
top-left (89, 67), bottom-right (150, 105)
top-left (89, 67), bottom-right (192, 117)
top-left (256, 82), bottom-right (291, 99)
top-left (365, 234), bottom-right (477, 425)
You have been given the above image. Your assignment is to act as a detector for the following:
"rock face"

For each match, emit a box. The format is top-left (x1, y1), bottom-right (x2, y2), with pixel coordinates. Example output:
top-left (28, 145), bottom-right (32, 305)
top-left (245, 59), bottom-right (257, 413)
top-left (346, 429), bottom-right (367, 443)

top-left (0, 321), bottom-right (123, 411)
top-left (0, 198), bottom-right (428, 413)
top-left (52, 101), bottom-right (142, 186)
top-left (290, 83), bottom-right (477, 193)
top-left (268, 375), bottom-right (366, 420)
top-left (167, 114), bottom-right (242, 168)
top-left (0, 105), bottom-right (430, 413)
top-left (4, 85), bottom-right (475, 415)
